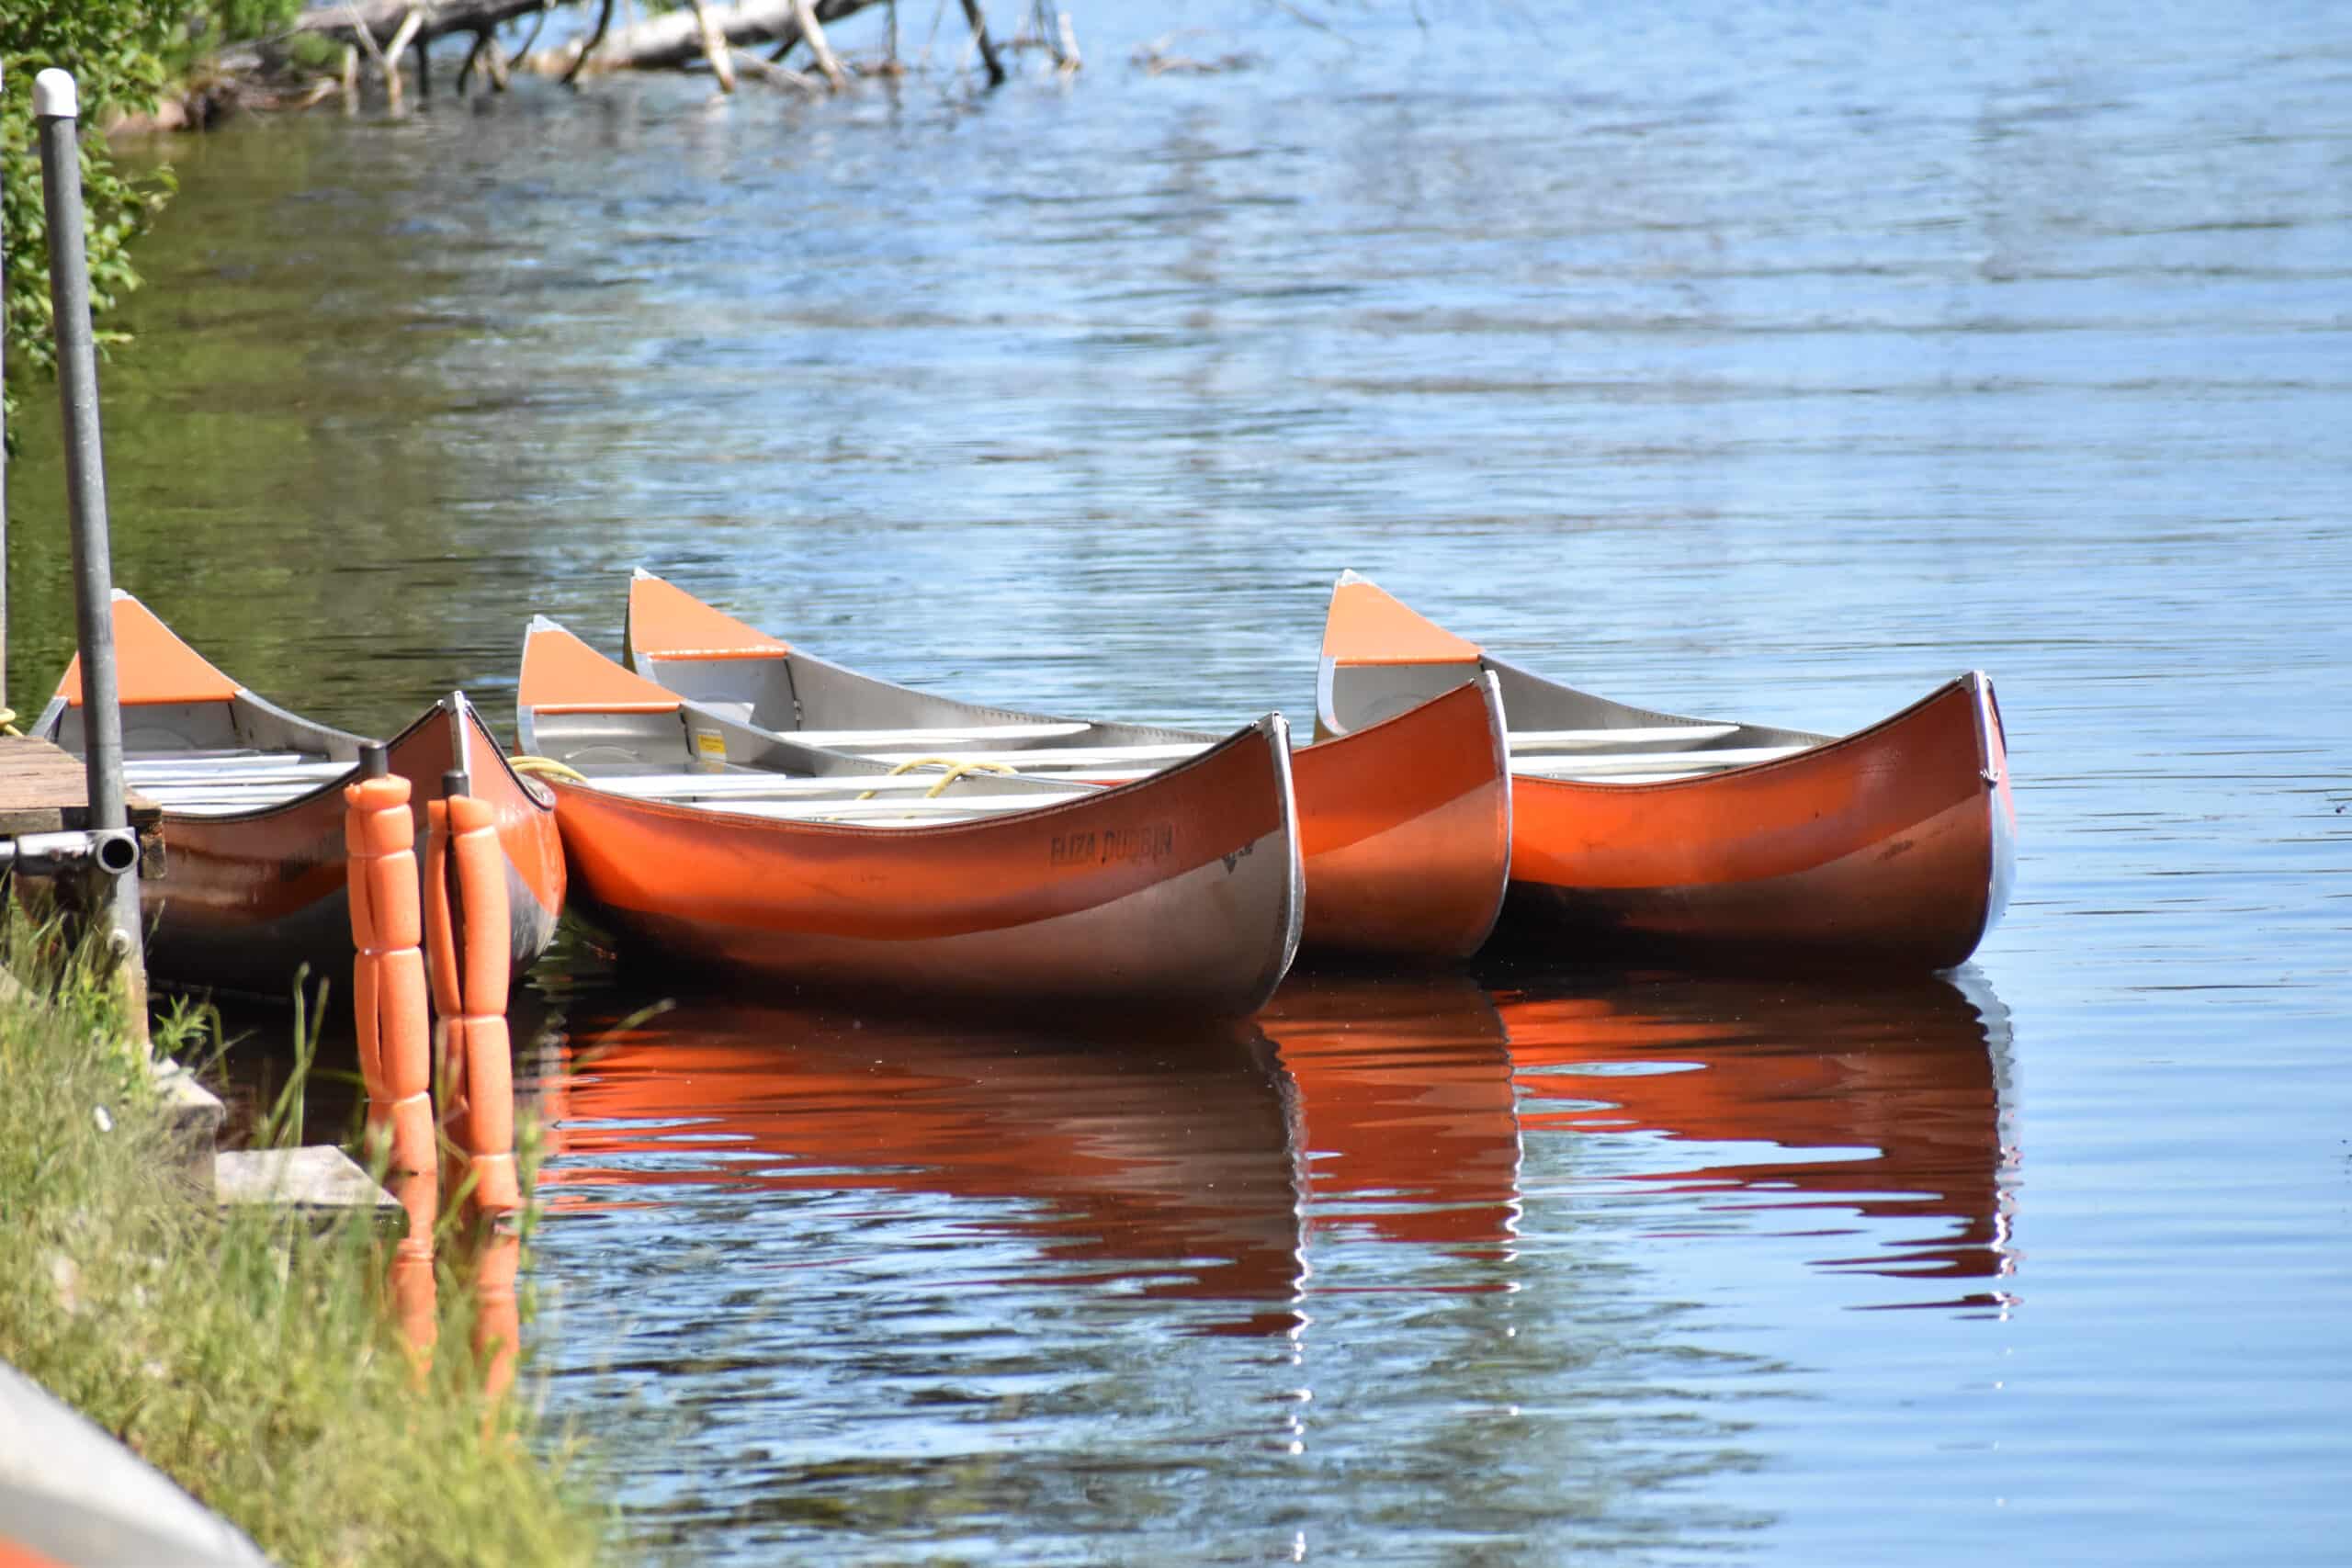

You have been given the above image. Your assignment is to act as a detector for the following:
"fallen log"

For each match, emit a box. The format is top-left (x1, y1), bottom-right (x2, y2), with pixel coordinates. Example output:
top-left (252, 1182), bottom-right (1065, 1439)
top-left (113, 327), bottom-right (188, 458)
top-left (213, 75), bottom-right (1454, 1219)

top-left (293, 0), bottom-right (555, 51)
top-left (526, 0), bottom-right (990, 82)
top-left (530, 0), bottom-right (810, 75)
top-left (289, 0), bottom-right (1008, 89)
top-left (791, 0), bottom-right (849, 90)
top-left (684, 0), bottom-right (741, 90)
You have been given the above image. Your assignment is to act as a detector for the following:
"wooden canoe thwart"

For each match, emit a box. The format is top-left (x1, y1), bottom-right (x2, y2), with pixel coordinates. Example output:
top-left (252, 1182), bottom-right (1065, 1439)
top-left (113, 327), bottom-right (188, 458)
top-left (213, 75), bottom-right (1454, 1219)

top-left (1316, 571), bottom-right (2016, 970)
top-left (622, 570), bottom-right (1512, 961)
top-left (30, 592), bottom-right (566, 998)
top-left (516, 617), bottom-right (1304, 1020)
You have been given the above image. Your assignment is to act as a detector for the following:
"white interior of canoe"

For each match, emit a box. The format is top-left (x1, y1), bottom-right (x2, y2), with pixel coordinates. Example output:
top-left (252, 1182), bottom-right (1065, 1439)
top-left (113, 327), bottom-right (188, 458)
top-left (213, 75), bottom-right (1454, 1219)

top-left (119, 716), bottom-right (1820, 821)
top-left (678, 793), bottom-right (1094, 823)
top-left (1508, 744), bottom-right (1814, 778)
top-left (576, 769), bottom-right (1103, 824)
top-left (786, 722), bottom-right (1091, 745)
top-left (125, 751), bottom-right (353, 817)
top-left (582, 771), bottom-right (1076, 799)
top-left (808, 723), bottom-right (1815, 782)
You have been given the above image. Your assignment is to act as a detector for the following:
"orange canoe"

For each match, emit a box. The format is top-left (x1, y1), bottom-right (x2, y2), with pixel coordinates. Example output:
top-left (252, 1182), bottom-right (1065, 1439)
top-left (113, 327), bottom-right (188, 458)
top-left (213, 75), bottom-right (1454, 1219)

top-left (31, 592), bottom-right (565, 998)
top-left (516, 617), bottom-right (1303, 1020)
top-left (618, 570), bottom-right (1511, 962)
top-left (1317, 572), bottom-right (2015, 969)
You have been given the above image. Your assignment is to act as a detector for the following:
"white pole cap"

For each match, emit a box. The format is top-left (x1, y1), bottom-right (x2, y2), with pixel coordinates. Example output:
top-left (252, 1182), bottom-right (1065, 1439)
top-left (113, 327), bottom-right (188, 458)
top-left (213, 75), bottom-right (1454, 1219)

top-left (33, 68), bottom-right (80, 121)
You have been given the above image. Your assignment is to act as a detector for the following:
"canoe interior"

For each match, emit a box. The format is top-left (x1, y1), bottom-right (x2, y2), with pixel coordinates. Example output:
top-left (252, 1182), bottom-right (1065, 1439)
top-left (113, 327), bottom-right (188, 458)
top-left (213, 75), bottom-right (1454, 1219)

top-left (524, 625), bottom-right (1103, 826)
top-left (1320, 652), bottom-right (1826, 781)
top-left (39, 690), bottom-right (366, 818)
top-left (639, 637), bottom-right (1216, 761)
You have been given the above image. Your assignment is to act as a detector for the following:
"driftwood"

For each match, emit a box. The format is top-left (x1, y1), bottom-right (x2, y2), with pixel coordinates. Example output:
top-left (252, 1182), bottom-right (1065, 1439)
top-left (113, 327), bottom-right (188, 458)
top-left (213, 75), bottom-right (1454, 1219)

top-left (289, 0), bottom-right (1018, 95)
top-left (684, 0), bottom-right (741, 90)
top-left (729, 49), bottom-right (820, 92)
top-left (454, 29), bottom-right (513, 93)
top-left (528, 0), bottom-right (1014, 84)
top-left (958, 0), bottom-right (1005, 84)
top-left (790, 0), bottom-right (849, 89)
top-left (559, 0), bottom-right (612, 85)
top-left (530, 0), bottom-right (864, 75)
top-left (296, 0), bottom-right (552, 50)
top-left (380, 7), bottom-right (424, 107)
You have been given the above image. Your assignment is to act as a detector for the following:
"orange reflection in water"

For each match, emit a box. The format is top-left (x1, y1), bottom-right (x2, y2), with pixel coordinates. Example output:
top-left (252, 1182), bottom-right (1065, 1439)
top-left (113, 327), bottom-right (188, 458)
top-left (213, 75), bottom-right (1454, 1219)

top-left (1258, 974), bottom-right (1521, 1260)
top-left (535, 1001), bottom-right (1308, 1333)
top-left (528, 965), bottom-right (2014, 1334)
top-left (1497, 970), bottom-right (2016, 1304)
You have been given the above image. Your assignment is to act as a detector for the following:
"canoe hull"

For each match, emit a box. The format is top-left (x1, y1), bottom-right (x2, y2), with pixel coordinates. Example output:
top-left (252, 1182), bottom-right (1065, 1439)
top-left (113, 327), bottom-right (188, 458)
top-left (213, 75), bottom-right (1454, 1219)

top-left (140, 701), bottom-right (565, 998)
top-left (1290, 676), bottom-right (1511, 961)
top-left (548, 721), bottom-right (1304, 1021)
top-left (1499, 675), bottom-right (2012, 969)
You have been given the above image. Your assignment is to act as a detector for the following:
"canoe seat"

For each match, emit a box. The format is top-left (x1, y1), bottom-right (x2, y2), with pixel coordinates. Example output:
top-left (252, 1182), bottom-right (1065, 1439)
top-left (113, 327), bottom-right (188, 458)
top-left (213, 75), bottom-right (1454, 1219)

top-left (690, 793), bottom-right (1096, 824)
top-left (1512, 744), bottom-right (1814, 781)
top-left (130, 751), bottom-right (351, 816)
top-left (583, 771), bottom-right (1098, 802)
top-left (1508, 724), bottom-right (1739, 751)
top-left (122, 748), bottom-right (315, 764)
top-left (138, 784), bottom-right (340, 815)
top-left (788, 722), bottom-right (1092, 746)
top-left (851, 741), bottom-right (1210, 769)
top-left (124, 760), bottom-right (356, 786)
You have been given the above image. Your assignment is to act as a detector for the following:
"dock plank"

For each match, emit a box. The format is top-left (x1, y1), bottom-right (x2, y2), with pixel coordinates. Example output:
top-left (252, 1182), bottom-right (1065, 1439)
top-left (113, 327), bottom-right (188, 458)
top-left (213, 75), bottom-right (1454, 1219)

top-left (0, 737), bottom-right (162, 836)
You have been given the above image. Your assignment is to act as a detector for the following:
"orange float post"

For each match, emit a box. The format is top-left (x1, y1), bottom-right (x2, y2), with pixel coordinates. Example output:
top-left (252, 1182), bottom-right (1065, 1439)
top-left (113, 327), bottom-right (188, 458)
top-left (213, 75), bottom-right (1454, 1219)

top-left (424, 769), bottom-right (520, 1218)
top-left (345, 749), bottom-right (438, 1356)
top-left (424, 789), bottom-right (470, 1195)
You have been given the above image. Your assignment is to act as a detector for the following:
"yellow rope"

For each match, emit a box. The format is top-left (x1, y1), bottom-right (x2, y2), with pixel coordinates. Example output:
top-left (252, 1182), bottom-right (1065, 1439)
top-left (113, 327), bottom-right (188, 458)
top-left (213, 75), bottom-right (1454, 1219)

top-left (855, 756), bottom-right (1014, 801)
top-left (0, 707), bottom-right (19, 739)
top-left (509, 751), bottom-right (1017, 814)
top-left (509, 754), bottom-right (588, 784)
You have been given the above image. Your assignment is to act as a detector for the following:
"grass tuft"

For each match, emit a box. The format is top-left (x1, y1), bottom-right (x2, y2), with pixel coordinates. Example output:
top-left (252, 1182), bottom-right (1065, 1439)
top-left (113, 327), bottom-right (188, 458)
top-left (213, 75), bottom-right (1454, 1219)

top-left (0, 904), bottom-right (609, 1566)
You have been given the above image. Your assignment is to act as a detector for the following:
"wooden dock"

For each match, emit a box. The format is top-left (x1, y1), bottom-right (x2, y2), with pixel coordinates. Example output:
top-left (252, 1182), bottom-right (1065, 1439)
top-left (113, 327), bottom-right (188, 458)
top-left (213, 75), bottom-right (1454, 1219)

top-left (0, 735), bottom-right (161, 836)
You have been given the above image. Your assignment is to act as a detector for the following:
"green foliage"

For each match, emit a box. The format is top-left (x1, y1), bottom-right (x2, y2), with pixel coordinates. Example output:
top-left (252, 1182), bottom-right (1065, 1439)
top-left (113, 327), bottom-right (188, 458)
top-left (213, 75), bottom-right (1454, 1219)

top-left (3, 0), bottom-right (311, 440)
top-left (286, 30), bottom-right (347, 73)
top-left (4, 0), bottom-right (179, 451)
top-left (206, 0), bottom-right (313, 51)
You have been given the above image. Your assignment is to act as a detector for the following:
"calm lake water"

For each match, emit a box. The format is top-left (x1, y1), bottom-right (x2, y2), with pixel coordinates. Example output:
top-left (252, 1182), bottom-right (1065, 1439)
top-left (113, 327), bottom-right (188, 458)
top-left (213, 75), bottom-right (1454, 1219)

top-left (9, 0), bottom-right (2350, 1560)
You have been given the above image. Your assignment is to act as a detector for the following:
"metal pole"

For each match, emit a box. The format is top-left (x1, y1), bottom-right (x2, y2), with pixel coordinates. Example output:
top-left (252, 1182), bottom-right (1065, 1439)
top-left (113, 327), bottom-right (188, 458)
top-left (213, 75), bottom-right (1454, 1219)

top-left (36, 69), bottom-right (147, 1016)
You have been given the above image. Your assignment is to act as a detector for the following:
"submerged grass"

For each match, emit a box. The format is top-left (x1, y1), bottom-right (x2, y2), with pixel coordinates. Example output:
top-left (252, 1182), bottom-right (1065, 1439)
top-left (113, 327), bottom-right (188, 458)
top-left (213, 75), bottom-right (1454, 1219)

top-left (0, 906), bottom-right (609, 1566)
